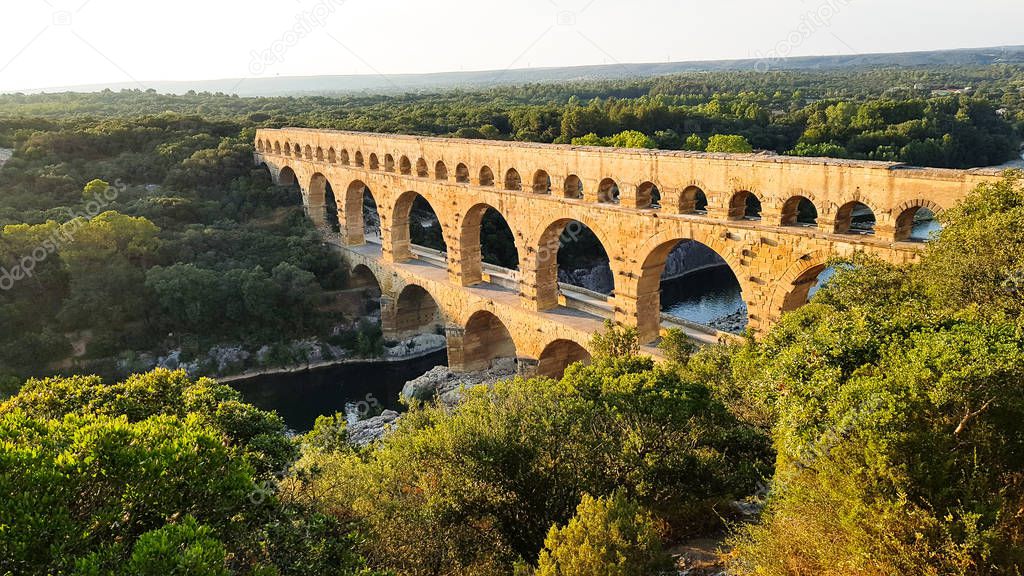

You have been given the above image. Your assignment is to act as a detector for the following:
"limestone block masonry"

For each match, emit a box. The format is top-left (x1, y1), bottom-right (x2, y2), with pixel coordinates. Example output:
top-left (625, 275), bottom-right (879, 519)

top-left (254, 128), bottom-right (1004, 375)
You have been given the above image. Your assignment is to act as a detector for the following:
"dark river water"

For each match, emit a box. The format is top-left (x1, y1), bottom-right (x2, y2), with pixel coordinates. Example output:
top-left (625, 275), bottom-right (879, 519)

top-left (227, 349), bottom-right (447, 432)
top-left (661, 266), bottom-right (746, 327)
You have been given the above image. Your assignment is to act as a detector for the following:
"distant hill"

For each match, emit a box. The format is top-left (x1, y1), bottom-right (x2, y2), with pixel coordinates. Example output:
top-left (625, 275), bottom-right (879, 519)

top-left (13, 45), bottom-right (1024, 97)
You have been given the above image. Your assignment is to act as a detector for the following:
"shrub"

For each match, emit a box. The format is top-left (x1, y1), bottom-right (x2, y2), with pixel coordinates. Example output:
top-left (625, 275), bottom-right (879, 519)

top-left (537, 492), bottom-right (671, 576)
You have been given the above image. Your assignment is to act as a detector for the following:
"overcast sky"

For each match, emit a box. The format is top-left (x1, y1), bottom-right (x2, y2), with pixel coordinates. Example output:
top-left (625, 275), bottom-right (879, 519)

top-left (1, 0), bottom-right (1022, 92)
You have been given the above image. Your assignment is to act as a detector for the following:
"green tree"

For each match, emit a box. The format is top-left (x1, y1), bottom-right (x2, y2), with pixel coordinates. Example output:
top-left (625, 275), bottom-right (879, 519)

top-left (705, 134), bottom-right (754, 153)
top-left (82, 178), bottom-right (110, 201)
top-left (537, 492), bottom-right (671, 576)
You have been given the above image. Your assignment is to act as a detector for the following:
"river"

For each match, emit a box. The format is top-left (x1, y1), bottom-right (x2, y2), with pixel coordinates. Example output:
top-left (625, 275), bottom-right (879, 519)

top-left (228, 349), bottom-right (447, 432)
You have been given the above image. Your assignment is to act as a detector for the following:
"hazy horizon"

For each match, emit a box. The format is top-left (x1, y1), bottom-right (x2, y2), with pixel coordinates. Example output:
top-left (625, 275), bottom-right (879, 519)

top-left (3, 0), bottom-right (1023, 93)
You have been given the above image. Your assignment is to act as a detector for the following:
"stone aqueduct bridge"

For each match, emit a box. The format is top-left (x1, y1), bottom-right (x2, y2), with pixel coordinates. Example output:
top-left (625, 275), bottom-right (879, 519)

top-left (254, 128), bottom-right (1000, 377)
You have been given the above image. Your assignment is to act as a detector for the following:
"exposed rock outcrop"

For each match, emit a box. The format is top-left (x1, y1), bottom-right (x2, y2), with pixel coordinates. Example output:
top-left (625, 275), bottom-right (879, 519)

top-left (401, 357), bottom-right (517, 408)
top-left (346, 409), bottom-right (401, 448)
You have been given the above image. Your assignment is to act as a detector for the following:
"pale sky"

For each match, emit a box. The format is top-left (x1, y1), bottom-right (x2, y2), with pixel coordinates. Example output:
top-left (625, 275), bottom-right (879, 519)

top-left (1, 0), bottom-right (1022, 92)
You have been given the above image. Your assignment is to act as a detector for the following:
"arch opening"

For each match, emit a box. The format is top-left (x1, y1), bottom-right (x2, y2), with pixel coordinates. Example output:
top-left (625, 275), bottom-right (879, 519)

top-left (303, 145), bottom-right (313, 160)
top-left (564, 174), bottom-right (583, 199)
top-left (393, 285), bottom-right (443, 339)
top-left (505, 168), bottom-right (522, 191)
top-left (342, 180), bottom-right (381, 245)
top-left (328, 147), bottom-right (337, 163)
top-left (369, 153), bottom-right (379, 170)
top-left (392, 191), bottom-right (447, 261)
top-left (315, 146), bottom-right (324, 161)
top-left (399, 156), bottom-right (412, 175)
top-left (537, 339), bottom-right (591, 380)
top-left (896, 205), bottom-right (940, 241)
top-left (834, 201), bottom-right (876, 235)
top-left (284, 142), bottom-right (292, 157)
top-left (679, 186), bottom-right (708, 214)
top-left (340, 149), bottom-right (350, 165)
top-left (597, 178), bottom-right (620, 204)
top-left (728, 191), bottom-right (761, 220)
top-left (435, 161), bottom-right (449, 181)
top-left (277, 166), bottom-right (297, 188)
top-left (273, 141), bottom-right (282, 154)
top-left (459, 204), bottom-right (519, 285)
top-left (384, 154), bottom-right (395, 172)
top-left (637, 182), bottom-right (660, 209)
top-left (651, 239), bottom-right (747, 336)
top-left (354, 151), bottom-right (364, 167)
top-left (349, 264), bottom-right (383, 329)
top-left (532, 170), bottom-right (552, 194)
top-left (455, 163), bottom-right (470, 183)
top-left (462, 310), bottom-right (517, 372)
top-left (308, 173), bottom-right (340, 232)
top-left (416, 158), bottom-right (429, 178)
top-left (781, 196), bottom-right (818, 226)
top-left (534, 219), bottom-right (614, 311)
top-left (479, 166), bottom-right (495, 187)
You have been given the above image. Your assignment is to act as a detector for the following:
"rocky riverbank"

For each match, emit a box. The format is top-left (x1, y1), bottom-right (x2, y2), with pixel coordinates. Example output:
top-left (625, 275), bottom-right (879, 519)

top-left (344, 358), bottom-right (519, 447)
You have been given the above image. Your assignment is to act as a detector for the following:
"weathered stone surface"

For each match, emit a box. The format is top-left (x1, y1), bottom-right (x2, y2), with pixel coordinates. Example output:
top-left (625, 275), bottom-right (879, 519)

top-left (401, 358), bottom-right (517, 407)
top-left (254, 129), bottom-right (1002, 370)
top-left (347, 409), bottom-right (401, 447)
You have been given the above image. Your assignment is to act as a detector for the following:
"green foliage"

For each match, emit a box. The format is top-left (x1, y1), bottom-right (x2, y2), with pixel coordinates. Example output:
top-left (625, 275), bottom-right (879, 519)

top-left (81, 178), bottom-right (110, 201)
top-left (712, 173), bottom-right (1024, 574)
top-left (304, 412), bottom-right (351, 454)
top-left (571, 130), bottom-right (657, 149)
top-left (658, 328), bottom-right (697, 364)
top-left (290, 356), bottom-right (770, 574)
top-left (536, 492), bottom-right (671, 576)
top-left (0, 369), bottom-right (372, 575)
top-left (125, 517), bottom-right (230, 576)
top-left (916, 169), bottom-right (1024, 320)
top-left (705, 134), bottom-right (754, 153)
top-left (590, 320), bottom-right (640, 358)
top-left (0, 410), bottom-right (252, 574)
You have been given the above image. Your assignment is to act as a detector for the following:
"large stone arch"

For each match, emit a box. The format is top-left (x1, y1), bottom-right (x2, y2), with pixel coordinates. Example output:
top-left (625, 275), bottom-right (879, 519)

top-left (340, 179), bottom-right (381, 246)
top-left (536, 339), bottom-right (591, 379)
top-left (766, 251), bottom-right (832, 323)
top-left (455, 202), bottom-right (523, 286)
top-left (630, 230), bottom-right (748, 343)
top-left (831, 197), bottom-right (881, 235)
top-left (388, 283), bottom-right (444, 339)
top-left (389, 190), bottom-right (449, 263)
top-left (276, 165), bottom-right (297, 187)
top-left (457, 309), bottom-right (517, 371)
top-left (522, 216), bottom-right (619, 311)
top-left (306, 172), bottom-right (336, 230)
top-left (893, 198), bottom-right (943, 241)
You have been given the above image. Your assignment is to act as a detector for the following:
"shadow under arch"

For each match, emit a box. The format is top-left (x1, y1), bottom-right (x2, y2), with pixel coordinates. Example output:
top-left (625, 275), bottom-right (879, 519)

top-left (391, 190), bottom-right (447, 262)
top-left (349, 263), bottom-right (383, 323)
top-left (461, 310), bottom-right (517, 371)
top-left (537, 339), bottom-right (591, 380)
top-left (277, 165), bottom-right (297, 187)
top-left (635, 235), bottom-right (747, 342)
top-left (459, 202), bottom-right (521, 285)
top-left (392, 284), bottom-right (444, 340)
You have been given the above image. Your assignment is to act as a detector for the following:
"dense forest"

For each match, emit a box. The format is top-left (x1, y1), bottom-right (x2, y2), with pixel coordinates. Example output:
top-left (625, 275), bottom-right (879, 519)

top-left (1, 63), bottom-right (1023, 574)
top-left (1, 63), bottom-right (1022, 387)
